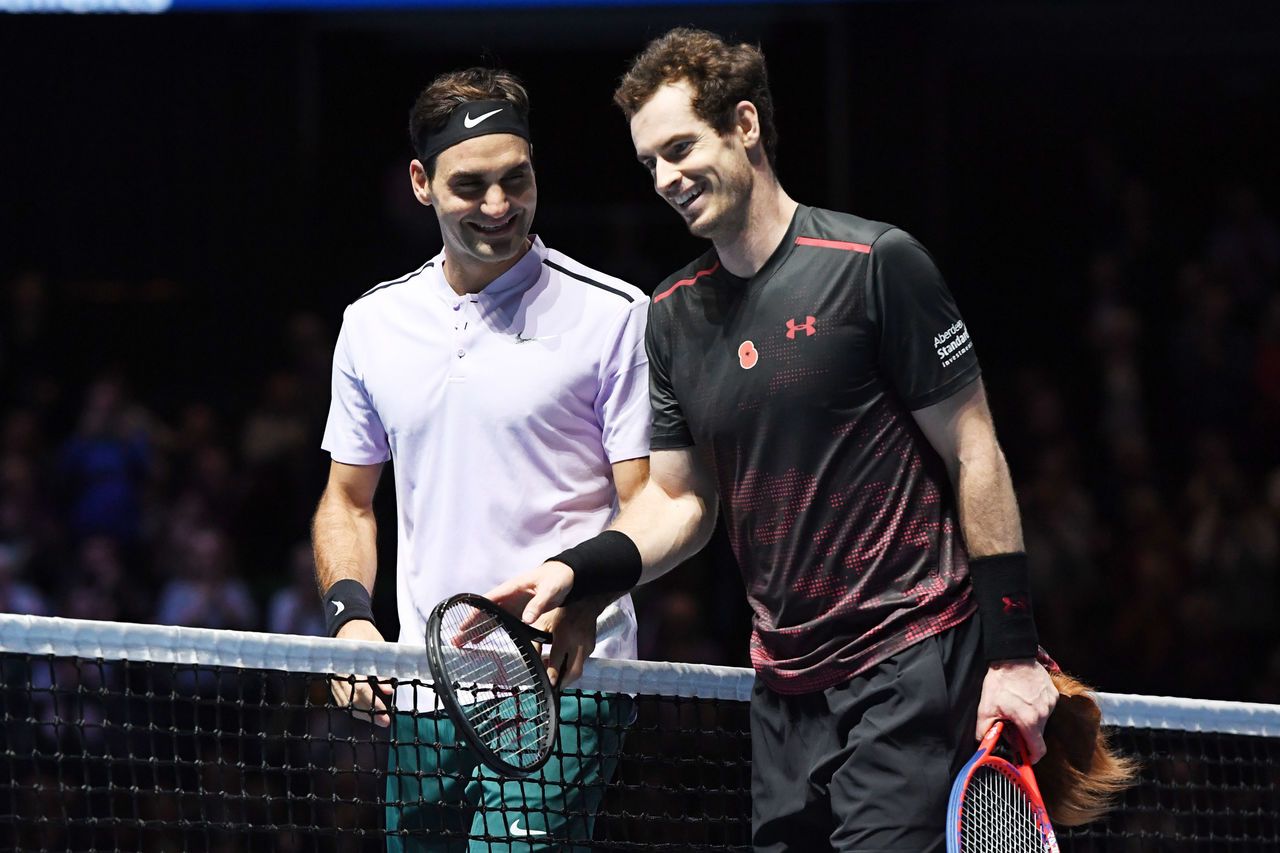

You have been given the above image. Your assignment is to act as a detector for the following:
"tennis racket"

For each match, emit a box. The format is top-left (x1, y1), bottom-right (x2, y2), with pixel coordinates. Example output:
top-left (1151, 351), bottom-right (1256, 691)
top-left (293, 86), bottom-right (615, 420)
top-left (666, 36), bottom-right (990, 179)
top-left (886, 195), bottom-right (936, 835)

top-left (425, 592), bottom-right (628, 778)
top-left (947, 720), bottom-right (1060, 853)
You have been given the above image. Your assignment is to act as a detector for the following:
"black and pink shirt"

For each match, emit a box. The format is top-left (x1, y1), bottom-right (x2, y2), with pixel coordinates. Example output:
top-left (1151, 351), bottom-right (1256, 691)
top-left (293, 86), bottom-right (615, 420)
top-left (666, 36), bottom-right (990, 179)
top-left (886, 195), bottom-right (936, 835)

top-left (647, 205), bottom-right (980, 694)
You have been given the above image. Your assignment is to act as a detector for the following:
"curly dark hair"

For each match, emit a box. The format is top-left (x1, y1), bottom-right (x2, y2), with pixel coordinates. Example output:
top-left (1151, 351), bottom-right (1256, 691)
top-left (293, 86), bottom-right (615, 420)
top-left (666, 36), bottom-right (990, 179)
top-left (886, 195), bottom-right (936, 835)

top-left (408, 67), bottom-right (531, 178)
top-left (614, 28), bottom-right (778, 171)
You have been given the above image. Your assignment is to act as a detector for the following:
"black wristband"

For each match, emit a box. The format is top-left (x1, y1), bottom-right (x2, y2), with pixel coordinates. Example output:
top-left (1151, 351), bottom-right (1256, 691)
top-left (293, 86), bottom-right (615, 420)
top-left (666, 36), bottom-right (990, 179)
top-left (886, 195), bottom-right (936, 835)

top-left (551, 531), bottom-right (643, 604)
top-left (969, 553), bottom-right (1039, 662)
top-left (323, 579), bottom-right (376, 638)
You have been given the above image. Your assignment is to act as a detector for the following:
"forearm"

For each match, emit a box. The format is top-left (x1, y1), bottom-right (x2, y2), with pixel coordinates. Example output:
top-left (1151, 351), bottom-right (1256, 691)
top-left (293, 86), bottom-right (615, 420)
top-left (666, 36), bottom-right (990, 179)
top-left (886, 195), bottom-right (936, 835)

top-left (311, 487), bottom-right (379, 594)
top-left (913, 383), bottom-right (1041, 670)
top-left (955, 438), bottom-right (1024, 558)
top-left (954, 436), bottom-right (1044, 663)
top-left (609, 476), bottom-right (717, 586)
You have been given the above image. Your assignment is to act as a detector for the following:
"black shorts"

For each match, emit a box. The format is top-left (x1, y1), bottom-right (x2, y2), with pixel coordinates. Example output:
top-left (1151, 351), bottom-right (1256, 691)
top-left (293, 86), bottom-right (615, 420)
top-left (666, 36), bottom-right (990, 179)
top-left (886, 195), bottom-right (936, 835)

top-left (750, 616), bottom-right (984, 853)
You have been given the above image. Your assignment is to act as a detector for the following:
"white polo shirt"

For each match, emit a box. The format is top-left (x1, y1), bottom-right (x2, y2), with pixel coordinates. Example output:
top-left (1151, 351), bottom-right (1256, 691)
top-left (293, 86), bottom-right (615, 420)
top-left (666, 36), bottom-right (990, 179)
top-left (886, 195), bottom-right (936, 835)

top-left (322, 237), bottom-right (648, 673)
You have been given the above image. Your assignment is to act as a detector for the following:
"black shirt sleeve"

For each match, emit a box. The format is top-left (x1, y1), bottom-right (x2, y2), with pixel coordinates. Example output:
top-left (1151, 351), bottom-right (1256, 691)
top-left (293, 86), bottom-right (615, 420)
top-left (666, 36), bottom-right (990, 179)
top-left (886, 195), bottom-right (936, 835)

top-left (646, 302), bottom-right (695, 449)
top-left (866, 228), bottom-right (981, 410)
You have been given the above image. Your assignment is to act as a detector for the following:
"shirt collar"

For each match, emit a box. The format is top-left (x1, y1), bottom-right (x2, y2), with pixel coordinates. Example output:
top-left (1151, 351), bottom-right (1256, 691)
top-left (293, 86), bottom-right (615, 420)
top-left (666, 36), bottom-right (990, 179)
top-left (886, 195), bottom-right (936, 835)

top-left (429, 236), bottom-right (547, 306)
top-left (479, 235), bottom-right (546, 299)
top-left (713, 205), bottom-right (810, 288)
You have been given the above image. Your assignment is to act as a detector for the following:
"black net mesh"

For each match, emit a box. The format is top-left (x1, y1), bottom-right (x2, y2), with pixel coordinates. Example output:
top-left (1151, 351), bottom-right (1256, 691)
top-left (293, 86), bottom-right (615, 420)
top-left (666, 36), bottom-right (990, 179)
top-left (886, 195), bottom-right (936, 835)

top-left (0, 637), bottom-right (1277, 851)
top-left (0, 653), bottom-right (751, 851)
top-left (1058, 726), bottom-right (1280, 851)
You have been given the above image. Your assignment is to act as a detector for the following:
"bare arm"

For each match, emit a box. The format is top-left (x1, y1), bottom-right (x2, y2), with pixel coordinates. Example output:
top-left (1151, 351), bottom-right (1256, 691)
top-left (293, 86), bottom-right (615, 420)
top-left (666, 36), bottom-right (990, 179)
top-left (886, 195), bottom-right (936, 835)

top-left (312, 460), bottom-right (383, 596)
top-left (912, 379), bottom-right (1057, 761)
top-left (912, 379), bottom-right (1022, 558)
top-left (611, 455), bottom-right (650, 512)
top-left (613, 447), bottom-right (719, 584)
top-left (311, 459), bottom-right (392, 726)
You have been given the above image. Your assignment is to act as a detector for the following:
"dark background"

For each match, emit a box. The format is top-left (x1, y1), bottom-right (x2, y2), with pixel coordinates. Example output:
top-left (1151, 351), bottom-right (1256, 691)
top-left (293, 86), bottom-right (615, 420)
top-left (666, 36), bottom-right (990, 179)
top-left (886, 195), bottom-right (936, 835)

top-left (2, 1), bottom-right (1280, 701)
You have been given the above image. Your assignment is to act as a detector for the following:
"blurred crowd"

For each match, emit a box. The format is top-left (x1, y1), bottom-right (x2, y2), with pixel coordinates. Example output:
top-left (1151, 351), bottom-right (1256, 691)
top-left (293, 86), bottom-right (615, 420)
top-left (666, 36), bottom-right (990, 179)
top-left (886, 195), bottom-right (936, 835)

top-left (0, 292), bottom-right (333, 637)
top-left (1, 173), bottom-right (1278, 705)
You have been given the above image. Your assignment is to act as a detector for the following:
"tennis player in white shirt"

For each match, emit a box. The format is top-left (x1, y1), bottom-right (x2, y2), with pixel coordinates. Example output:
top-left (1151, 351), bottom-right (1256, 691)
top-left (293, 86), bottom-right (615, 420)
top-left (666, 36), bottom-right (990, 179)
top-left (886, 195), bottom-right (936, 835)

top-left (312, 66), bottom-right (650, 852)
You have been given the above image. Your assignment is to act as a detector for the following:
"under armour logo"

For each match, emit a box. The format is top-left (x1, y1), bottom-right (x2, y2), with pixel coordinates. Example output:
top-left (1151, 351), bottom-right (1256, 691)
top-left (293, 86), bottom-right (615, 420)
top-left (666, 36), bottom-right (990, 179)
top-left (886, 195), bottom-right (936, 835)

top-left (785, 316), bottom-right (816, 339)
top-left (1001, 595), bottom-right (1029, 614)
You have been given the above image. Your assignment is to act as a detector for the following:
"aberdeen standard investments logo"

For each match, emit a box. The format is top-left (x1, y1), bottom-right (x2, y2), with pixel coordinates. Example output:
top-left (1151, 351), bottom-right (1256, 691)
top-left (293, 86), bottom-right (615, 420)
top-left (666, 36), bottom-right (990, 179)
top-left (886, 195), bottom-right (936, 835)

top-left (933, 320), bottom-right (972, 368)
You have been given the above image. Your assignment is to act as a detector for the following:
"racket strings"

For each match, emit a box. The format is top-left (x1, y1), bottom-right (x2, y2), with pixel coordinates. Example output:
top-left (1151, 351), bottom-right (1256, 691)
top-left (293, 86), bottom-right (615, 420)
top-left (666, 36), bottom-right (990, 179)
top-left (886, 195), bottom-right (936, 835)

top-left (962, 766), bottom-right (1046, 852)
top-left (436, 603), bottom-right (553, 768)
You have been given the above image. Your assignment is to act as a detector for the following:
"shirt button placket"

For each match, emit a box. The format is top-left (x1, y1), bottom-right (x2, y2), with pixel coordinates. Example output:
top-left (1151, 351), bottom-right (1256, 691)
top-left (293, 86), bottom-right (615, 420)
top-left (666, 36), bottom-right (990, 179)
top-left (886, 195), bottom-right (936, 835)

top-left (450, 298), bottom-right (470, 380)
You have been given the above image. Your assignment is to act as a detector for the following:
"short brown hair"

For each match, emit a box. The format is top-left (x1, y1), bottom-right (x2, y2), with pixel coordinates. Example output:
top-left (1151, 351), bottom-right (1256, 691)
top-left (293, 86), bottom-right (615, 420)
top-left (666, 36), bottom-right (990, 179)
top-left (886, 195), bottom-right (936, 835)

top-left (614, 28), bottom-right (778, 170)
top-left (408, 67), bottom-right (531, 178)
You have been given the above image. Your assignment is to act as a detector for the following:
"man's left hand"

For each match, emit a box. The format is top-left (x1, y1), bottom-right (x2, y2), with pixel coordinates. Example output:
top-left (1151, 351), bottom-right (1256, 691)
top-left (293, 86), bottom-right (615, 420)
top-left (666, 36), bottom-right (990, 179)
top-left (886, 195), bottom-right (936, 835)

top-left (976, 658), bottom-right (1058, 763)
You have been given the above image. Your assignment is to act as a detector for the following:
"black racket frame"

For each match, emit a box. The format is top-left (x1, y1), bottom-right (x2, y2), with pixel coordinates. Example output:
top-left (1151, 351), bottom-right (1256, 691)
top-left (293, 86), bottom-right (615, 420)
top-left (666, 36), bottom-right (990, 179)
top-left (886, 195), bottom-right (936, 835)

top-left (424, 592), bottom-right (558, 778)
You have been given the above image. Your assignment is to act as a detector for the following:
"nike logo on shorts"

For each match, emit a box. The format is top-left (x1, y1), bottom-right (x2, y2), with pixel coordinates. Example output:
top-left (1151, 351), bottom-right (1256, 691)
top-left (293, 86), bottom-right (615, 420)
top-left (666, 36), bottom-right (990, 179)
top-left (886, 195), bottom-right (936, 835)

top-left (509, 819), bottom-right (546, 836)
top-left (332, 600), bottom-right (345, 616)
top-left (464, 108), bottom-right (503, 128)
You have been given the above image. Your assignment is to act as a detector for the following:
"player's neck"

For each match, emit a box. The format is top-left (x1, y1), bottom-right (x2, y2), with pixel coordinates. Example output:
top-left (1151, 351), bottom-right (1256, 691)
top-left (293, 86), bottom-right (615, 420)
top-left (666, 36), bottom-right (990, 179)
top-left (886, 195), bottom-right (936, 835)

top-left (713, 179), bottom-right (798, 279)
top-left (442, 241), bottom-right (531, 295)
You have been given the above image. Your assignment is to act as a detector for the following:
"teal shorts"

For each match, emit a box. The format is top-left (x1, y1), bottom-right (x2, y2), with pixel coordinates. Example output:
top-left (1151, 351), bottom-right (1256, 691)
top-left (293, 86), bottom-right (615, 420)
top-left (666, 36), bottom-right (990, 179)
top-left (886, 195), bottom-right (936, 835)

top-left (385, 691), bottom-right (633, 852)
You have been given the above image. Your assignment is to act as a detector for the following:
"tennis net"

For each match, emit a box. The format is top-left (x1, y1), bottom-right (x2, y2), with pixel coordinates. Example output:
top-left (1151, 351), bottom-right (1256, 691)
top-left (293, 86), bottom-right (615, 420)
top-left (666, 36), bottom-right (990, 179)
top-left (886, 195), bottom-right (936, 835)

top-left (0, 613), bottom-right (1277, 851)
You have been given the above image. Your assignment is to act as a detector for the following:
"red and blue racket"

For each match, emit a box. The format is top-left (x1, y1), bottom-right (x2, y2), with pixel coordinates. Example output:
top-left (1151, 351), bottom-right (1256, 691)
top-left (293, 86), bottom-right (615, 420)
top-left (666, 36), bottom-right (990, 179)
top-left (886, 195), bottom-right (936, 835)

top-left (947, 720), bottom-right (1060, 853)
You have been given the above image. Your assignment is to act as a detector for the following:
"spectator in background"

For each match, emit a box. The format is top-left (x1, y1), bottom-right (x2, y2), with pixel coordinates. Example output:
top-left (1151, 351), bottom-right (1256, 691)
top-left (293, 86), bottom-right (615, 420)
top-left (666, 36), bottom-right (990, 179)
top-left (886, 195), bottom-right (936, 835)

top-left (1167, 264), bottom-right (1252, 444)
top-left (242, 371), bottom-right (310, 470)
top-left (1105, 485), bottom-right (1188, 694)
top-left (1183, 433), bottom-right (1277, 693)
top-left (241, 371), bottom-right (313, 575)
top-left (0, 543), bottom-right (49, 615)
top-left (1209, 185), bottom-right (1280, 314)
top-left (1, 271), bottom-right (53, 389)
top-left (636, 587), bottom-right (722, 665)
top-left (1019, 443), bottom-right (1103, 668)
top-left (1252, 293), bottom-right (1280, 459)
top-left (169, 402), bottom-right (224, 475)
top-left (1087, 254), bottom-right (1149, 461)
top-left (62, 535), bottom-right (136, 624)
top-left (3, 407), bottom-right (44, 461)
top-left (2, 412), bottom-right (58, 551)
top-left (154, 528), bottom-right (256, 630)
top-left (267, 542), bottom-right (326, 637)
top-left (285, 311), bottom-right (335, 421)
top-left (57, 376), bottom-right (152, 544)
top-left (179, 445), bottom-right (242, 532)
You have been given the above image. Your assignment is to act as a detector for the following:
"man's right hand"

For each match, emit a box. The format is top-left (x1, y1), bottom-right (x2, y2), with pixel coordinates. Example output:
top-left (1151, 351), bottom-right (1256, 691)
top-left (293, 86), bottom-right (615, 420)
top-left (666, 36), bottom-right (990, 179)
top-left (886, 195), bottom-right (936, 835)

top-left (330, 619), bottom-right (394, 728)
top-left (482, 560), bottom-right (576, 625)
top-left (533, 596), bottom-right (610, 689)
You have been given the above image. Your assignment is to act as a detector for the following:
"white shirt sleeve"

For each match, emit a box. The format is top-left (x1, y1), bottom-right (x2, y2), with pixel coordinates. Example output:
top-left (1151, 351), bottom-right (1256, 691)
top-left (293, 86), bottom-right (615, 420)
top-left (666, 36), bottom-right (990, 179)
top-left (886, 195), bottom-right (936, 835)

top-left (594, 296), bottom-right (652, 464)
top-left (321, 314), bottom-right (391, 465)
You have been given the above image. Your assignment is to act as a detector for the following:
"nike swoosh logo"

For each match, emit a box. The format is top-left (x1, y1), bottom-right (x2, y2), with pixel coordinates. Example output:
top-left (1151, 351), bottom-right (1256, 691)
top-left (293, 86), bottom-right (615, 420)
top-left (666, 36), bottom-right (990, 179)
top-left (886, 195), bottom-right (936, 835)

top-left (509, 819), bottom-right (546, 836)
top-left (463, 108), bottom-right (503, 129)
top-left (332, 600), bottom-right (345, 616)
top-left (515, 332), bottom-right (559, 344)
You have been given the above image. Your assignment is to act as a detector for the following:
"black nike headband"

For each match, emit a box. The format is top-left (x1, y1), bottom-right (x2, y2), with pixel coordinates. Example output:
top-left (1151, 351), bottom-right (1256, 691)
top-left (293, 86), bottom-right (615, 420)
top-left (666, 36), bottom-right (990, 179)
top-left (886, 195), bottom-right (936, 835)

top-left (415, 99), bottom-right (531, 163)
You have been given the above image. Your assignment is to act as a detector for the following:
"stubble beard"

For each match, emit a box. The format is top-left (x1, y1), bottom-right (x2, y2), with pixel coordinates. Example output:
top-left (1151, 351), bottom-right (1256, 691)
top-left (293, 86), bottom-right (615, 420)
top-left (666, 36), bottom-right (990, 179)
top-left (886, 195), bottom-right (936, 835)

top-left (691, 169), bottom-right (753, 245)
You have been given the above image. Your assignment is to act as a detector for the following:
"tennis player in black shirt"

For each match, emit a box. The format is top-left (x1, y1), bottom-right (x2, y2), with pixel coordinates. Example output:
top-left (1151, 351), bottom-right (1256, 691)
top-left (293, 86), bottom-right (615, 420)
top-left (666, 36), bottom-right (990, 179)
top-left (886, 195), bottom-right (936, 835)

top-left (486, 28), bottom-right (1057, 852)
